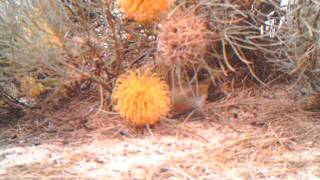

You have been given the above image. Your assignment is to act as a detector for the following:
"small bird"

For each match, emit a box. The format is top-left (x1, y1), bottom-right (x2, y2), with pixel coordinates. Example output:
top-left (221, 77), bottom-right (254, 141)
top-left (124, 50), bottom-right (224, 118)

top-left (298, 93), bottom-right (320, 112)
top-left (171, 82), bottom-right (210, 115)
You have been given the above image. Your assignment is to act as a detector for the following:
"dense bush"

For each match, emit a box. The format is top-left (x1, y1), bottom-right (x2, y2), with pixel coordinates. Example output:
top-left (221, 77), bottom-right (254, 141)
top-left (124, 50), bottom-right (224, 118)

top-left (0, 0), bottom-right (319, 122)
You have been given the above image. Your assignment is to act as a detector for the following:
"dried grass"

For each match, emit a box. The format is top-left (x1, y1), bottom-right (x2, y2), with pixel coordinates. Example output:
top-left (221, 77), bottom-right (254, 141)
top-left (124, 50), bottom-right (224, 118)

top-left (0, 0), bottom-right (319, 179)
top-left (0, 85), bottom-right (319, 179)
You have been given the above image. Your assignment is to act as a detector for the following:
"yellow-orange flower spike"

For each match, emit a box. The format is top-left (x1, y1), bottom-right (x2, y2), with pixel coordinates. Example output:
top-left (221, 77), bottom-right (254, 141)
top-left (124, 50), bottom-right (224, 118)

top-left (116, 0), bottom-right (169, 24)
top-left (21, 77), bottom-right (45, 97)
top-left (113, 69), bottom-right (171, 126)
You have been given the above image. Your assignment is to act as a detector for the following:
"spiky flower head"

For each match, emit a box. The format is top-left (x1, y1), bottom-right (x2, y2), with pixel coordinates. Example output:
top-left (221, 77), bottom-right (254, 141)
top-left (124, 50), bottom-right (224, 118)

top-left (116, 0), bottom-right (169, 24)
top-left (113, 69), bottom-right (171, 126)
top-left (157, 10), bottom-right (208, 66)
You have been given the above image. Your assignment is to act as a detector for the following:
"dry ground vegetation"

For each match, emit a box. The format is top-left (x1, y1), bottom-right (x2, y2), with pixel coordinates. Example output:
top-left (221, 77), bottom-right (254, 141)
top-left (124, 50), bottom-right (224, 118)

top-left (0, 85), bottom-right (320, 179)
top-left (0, 0), bottom-right (320, 179)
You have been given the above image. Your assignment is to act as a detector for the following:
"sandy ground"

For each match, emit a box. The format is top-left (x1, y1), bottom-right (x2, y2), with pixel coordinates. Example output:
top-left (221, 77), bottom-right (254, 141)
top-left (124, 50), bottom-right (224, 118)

top-left (0, 86), bottom-right (319, 179)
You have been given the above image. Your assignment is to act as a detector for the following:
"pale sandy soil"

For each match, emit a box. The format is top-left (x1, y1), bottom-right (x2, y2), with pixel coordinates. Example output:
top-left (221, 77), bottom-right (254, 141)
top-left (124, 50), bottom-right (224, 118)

top-left (0, 86), bottom-right (319, 179)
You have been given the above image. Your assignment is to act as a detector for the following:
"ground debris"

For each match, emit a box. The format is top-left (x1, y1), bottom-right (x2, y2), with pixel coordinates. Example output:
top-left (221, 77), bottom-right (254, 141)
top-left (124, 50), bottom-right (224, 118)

top-left (0, 85), bottom-right (319, 179)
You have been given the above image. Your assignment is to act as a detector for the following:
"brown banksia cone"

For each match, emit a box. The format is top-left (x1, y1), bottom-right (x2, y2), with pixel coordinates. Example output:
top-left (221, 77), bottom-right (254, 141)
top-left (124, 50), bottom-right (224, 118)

top-left (157, 9), bottom-right (209, 67)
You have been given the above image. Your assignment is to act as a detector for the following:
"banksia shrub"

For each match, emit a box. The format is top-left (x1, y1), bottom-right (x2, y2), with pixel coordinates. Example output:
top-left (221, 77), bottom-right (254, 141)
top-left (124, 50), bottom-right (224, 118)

top-left (278, 2), bottom-right (320, 93)
top-left (157, 10), bottom-right (209, 66)
top-left (116, 0), bottom-right (169, 24)
top-left (0, 0), bottom-right (115, 111)
top-left (112, 69), bottom-right (171, 126)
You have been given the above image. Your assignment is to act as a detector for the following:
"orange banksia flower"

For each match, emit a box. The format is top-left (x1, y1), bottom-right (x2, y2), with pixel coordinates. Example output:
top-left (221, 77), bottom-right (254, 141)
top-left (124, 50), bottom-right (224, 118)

top-left (157, 10), bottom-right (208, 66)
top-left (21, 76), bottom-right (45, 97)
top-left (113, 69), bottom-right (171, 126)
top-left (116, 0), bottom-right (169, 24)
